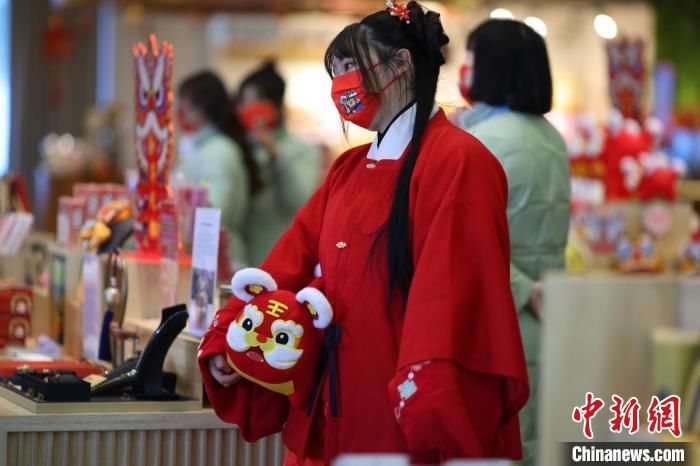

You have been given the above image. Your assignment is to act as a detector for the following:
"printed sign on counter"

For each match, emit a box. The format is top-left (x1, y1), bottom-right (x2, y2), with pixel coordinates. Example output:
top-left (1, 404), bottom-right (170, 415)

top-left (159, 197), bottom-right (179, 308)
top-left (187, 208), bottom-right (221, 337)
top-left (82, 252), bottom-right (102, 360)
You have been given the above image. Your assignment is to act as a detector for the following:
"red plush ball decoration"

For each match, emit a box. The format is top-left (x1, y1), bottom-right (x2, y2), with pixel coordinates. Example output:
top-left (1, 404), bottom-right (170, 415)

top-left (602, 123), bottom-right (650, 200)
top-left (638, 167), bottom-right (677, 201)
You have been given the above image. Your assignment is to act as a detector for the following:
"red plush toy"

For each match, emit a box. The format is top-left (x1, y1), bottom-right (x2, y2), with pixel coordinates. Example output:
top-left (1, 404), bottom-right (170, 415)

top-left (224, 268), bottom-right (332, 408)
top-left (601, 113), bottom-right (650, 200)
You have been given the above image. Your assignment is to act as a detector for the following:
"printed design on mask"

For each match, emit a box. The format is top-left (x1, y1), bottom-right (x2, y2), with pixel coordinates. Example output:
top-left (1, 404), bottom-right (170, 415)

top-left (339, 90), bottom-right (364, 115)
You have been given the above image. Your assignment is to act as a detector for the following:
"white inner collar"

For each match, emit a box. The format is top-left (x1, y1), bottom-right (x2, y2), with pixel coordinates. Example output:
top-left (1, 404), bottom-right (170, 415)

top-left (367, 103), bottom-right (439, 161)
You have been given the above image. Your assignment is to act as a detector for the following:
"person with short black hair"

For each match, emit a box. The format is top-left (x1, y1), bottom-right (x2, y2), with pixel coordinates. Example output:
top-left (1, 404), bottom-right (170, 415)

top-left (456, 19), bottom-right (571, 466)
top-left (461, 19), bottom-right (553, 116)
top-left (200, 2), bottom-right (529, 464)
top-left (235, 61), bottom-right (323, 266)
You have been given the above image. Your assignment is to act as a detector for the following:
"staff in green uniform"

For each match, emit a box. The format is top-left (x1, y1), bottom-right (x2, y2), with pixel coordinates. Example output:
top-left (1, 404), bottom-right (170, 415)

top-left (456, 19), bottom-right (570, 466)
top-left (176, 71), bottom-right (263, 269)
top-left (235, 61), bottom-right (322, 266)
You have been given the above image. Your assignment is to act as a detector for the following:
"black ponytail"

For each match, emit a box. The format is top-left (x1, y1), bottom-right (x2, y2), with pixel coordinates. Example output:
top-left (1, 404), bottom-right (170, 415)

top-left (325, 2), bottom-right (448, 301)
top-left (178, 71), bottom-right (264, 195)
top-left (385, 3), bottom-right (448, 300)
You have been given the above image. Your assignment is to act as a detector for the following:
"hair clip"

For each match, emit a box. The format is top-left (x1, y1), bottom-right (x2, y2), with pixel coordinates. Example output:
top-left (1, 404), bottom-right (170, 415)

top-left (386, 0), bottom-right (411, 24)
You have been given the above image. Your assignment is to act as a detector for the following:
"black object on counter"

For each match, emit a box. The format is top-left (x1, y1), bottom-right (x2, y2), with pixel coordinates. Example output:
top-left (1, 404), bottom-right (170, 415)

top-left (9, 369), bottom-right (91, 402)
top-left (90, 303), bottom-right (188, 400)
top-left (98, 308), bottom-right (114, 362)
top-left (98, 218), bottom-right (134, 255)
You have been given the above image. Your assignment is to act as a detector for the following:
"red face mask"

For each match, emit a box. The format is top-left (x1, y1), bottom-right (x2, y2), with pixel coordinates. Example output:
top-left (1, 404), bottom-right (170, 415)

top-left (176, 106), bottom-right (199, 133)
top-left (330, 67), bottom-right (403, 129)
top-left (237, 102), bottom-right (280, 132)
top-left (459, 63), bottom-right (472, 104)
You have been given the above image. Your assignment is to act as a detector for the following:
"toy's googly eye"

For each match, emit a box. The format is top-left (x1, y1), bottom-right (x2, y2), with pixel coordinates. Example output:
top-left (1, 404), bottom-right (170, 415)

top-left (242, 318), bottom-right (254, 331)
top-left (275, 332), bottom-right (291, 346)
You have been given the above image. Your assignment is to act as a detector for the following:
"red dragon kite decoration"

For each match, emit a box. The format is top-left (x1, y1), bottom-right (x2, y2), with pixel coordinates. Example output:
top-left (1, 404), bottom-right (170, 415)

top-left (132, 34), bottom-right (174, 254)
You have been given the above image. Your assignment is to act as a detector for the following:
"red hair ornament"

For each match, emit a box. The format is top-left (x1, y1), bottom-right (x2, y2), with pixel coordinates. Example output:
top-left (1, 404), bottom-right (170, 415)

top-left (386, 0), bottom-right (411, 24)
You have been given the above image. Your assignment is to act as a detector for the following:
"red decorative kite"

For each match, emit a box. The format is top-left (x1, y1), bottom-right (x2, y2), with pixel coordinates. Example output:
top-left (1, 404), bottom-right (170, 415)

top-left (132, 34), bottom-right (174, 254)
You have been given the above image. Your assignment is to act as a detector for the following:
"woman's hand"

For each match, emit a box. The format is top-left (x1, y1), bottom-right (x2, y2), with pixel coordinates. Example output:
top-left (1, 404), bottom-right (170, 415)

top-left (207, 354), bottom-right (241, 387)
top-left (529, 281), bottom-right (543, 320)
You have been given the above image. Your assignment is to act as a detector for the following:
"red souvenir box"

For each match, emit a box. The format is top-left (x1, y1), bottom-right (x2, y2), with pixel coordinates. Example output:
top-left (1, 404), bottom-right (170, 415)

top-left (74, 183), bottom-right (132, 222)
top-left (100, 183), bottom-right (131, 208)
top-left (56, 196), bottom-right (87, 248)
top-left (73, 182), bottom-right (102, 220)
top-left (0, 284), bottom-right (32, 348)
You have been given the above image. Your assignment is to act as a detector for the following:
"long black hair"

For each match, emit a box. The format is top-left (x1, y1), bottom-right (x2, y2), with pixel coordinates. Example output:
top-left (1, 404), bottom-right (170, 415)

top-left (324, 2), bottom-right (449, 300)
top-left (178, 71), bottom-right (264, 195)
top-left (467, 19), bottom-right (552, 114)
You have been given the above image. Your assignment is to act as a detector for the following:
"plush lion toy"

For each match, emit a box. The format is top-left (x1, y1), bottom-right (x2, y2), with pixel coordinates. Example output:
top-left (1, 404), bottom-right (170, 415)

top-left (225, 268), bottom-right (332, 408)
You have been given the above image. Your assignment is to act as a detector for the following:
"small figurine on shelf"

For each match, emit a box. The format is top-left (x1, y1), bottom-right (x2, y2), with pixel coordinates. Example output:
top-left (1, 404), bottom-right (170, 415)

top-left (614, 233), bottom-right (663, 273)
top-left (79, 199), bottom-right (134, 254)
top-left (573, 203), bottom-right (626, 254)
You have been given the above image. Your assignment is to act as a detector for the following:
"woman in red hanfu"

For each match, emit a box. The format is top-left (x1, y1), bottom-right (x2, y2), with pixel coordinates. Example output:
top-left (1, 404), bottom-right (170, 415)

top-left (198, 1), bottom-right (529, 464)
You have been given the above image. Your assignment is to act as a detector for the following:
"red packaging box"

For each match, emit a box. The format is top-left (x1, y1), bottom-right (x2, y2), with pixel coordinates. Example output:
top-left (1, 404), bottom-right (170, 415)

top-left (73, 182), bottom-right (102, 220)
top-left (74, 183), bottom-right (132, 222)
top-left (56, 196), bottom-right (87, 248)
top-left (100, 183), bottom-right (131, 208)
top-left (0, 285), bottom-right (32, 348)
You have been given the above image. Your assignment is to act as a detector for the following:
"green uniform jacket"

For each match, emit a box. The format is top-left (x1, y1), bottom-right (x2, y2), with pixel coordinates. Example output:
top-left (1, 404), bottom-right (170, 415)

top-left (246, 128), bottom-right (322, 267)
top-left (463, 108), bottom-right (570, 465)
top-left (179, 127), bottom-right (250, 269)
top-left (178, 127), bottom-right (321, 269)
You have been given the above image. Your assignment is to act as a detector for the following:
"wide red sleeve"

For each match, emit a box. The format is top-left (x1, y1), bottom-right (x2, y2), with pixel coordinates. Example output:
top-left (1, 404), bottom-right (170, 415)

top-left (197, 300), bottom-right (290, 442)
top-left (392, 137), bottom-right (530, 459)
top-left (389, 361), bottom-right (521, 459)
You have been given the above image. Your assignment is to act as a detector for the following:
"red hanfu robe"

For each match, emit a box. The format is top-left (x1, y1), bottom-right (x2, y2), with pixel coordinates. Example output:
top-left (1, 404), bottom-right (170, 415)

top-left (198, 107), bottom-right (529, 464)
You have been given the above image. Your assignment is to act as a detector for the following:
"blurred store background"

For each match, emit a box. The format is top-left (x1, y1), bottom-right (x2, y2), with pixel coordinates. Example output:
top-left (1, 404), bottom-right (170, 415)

top-left (2, 0), bottom-right (698, 224)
